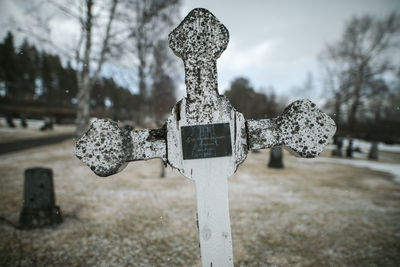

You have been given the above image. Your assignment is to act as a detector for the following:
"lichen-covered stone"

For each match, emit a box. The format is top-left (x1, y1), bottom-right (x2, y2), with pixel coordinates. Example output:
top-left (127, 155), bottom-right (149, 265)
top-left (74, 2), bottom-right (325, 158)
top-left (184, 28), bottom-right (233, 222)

top-left (247, 99), bottom-right (336, 157)
top-left (166, 8), bottom-right (247, 179)
top-left (75, 119), bottom-right (166, 177)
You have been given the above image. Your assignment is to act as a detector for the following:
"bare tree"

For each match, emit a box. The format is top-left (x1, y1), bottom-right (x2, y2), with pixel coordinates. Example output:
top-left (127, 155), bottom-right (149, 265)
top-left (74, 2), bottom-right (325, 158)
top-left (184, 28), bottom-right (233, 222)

top-left (290, 72), bottom-right (315, 100)
top-left (319, 50), bottom-right (351, 126)
top-left (12, 0), bottom-right (121, 136)
top-left (150, 40), bottom-right (177, 124)
top-left (12, 0), bottom-right (181, 134)
top-left (75, 0), bottom-right (119, 137)
top-left (117, 0), bottom-right (180, 126)
top-left (121, 0), bottom-right (180, 99)
top-left (320, 13), bottom-right (400, 130)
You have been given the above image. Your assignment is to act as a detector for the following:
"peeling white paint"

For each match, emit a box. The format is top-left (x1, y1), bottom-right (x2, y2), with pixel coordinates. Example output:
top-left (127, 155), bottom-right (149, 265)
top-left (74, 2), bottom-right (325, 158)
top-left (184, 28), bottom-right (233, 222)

top-left (167, 9), bottom-right (241, 266)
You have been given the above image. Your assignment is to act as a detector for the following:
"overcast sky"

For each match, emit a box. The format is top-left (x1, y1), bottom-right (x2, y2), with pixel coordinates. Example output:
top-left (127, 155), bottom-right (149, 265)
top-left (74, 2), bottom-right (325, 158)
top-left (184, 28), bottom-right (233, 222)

top-left (1, 0), bottom-right (399, 101)
top-left (180, 0), bottom-right (400, 99)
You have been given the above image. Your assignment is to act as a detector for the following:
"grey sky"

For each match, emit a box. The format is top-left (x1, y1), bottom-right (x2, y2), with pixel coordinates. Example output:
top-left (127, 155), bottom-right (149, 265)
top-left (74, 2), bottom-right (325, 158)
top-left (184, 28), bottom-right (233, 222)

top-left (181, 0), bottom-right (400, 98)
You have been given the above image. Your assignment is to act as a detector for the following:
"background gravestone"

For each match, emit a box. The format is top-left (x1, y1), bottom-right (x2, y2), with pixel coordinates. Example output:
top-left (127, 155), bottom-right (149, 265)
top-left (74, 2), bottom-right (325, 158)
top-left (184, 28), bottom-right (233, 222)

top-left (346, 139), bottom-right (353, 158)
top-left (19, 167), bottom-right (62, 229)
top-left (6, 115), bottom-right (15, 128)
top-left (40, 118), bottom-right (54, 131)
top-left (331, 136), bottom-right (343, 157)
top-left (368, 142), bottom-right (379, 160)
top-left (160, 160), bottom-right (165, 178)
top-left (268, 147), bottom-right (284, 169)
top-left (20, 116), bottom-right (27, 128)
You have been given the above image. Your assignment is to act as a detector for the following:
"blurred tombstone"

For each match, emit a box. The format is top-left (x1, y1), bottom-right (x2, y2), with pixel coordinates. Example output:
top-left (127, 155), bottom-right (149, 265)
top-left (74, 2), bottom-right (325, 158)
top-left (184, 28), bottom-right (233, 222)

top-left (122, 120), bottom-right (135, 131)
top-left (268, 147), bottom-right (284, 169)
top-left (160, 160), bottom-right (165, 178)
top-left (123, 123), bottom-right (134, 132)
top-left (6, 115), bottom-right (15, 128)
top-left (252, 149), bottom-right (260, 153)
top-left (333, 135), bottom-right (338, 145)
top-left (19, 167), bottom-right (62, 229)
top-left (346, 139), bottom-right (353, 158)
top-left (20, 116), bottom-right (27, 128)
top-left (40, 118), bottom-right (54, 131)
top-left (331, 136), bottom-right (343, 157)
top-left (368, 142), bottom-right (379, 160)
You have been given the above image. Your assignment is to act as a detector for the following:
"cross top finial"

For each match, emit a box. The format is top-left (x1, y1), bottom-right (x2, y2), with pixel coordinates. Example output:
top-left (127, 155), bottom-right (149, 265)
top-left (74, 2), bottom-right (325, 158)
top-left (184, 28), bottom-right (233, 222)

top-left (168, 8), bottom-right (229, 61)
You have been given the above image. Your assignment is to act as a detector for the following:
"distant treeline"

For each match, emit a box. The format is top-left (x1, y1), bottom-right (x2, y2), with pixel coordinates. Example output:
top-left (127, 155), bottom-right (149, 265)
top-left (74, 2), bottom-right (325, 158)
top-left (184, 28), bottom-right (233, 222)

top-left (224, 77), bottom-right (282, 120)
top-left (0, 32), bottom-right (149, 122)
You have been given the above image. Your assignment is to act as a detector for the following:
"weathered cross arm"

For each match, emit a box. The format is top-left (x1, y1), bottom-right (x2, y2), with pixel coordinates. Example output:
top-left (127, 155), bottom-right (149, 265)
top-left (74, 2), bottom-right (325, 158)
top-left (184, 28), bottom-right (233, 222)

top-left (247, 99), bottom-right (336, 157)
top-left (75, 119), bottom-right (166, 177)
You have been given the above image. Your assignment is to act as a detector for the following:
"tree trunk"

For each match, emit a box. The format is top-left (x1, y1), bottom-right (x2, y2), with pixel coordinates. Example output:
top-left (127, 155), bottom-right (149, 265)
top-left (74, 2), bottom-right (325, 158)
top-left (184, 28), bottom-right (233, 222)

top-left (348, 96), bottom-right (360, 131)
top-left (334, 91), bottom-right (342, 127)
top-left (76, 75), bottom-right (91, 137)
top-left (348, 64), bottom-right (365, 131)
top-left (75, 0), bottom-right (93, 137)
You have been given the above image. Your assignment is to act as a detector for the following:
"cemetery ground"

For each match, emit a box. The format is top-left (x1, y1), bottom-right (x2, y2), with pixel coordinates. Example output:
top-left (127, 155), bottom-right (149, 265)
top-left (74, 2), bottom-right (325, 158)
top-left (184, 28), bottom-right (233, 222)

top-left (1, 138), bottom-right (400, 266)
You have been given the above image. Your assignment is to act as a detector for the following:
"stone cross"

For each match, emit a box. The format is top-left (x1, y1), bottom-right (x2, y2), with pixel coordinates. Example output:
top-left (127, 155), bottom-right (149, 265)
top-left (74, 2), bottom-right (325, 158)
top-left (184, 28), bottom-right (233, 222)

top-left (75, 8), bottom-right (336, 267)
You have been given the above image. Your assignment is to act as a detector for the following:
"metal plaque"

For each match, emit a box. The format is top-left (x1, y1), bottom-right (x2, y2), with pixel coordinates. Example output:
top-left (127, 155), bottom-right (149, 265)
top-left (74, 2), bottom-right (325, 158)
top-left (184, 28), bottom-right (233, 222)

top-left (181, 123), bottom-right (232, 160)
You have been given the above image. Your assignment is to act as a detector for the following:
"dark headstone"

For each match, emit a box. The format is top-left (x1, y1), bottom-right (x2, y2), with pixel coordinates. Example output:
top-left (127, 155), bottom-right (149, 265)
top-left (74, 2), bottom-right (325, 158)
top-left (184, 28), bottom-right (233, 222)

top-left (19, 168), bottom-right (62, 229)
top-left (20, 116), bottom-right (27, 128)
top-left (160, 160), bottom-right (165, 178)
top-left (6, 115), bottom-right (15, 128)
top-left (123, 124), bottom-right (134, 131)
top-left (40, 118), bottom-right (53, 131)
top-left (368, 142), bottom-right (379, 160)
top-left (122, 120), bottom-right (135, 131)
top-left (333, 135), bottom-right (339, 145)
top-left (268, 147), bottom-right (284, 169)
top-left (331, 136), bottom-right (343, 157)
top-left (337, 137), bottom-right (343, 150)
top-left (346, 139), bottom-right (353, 158)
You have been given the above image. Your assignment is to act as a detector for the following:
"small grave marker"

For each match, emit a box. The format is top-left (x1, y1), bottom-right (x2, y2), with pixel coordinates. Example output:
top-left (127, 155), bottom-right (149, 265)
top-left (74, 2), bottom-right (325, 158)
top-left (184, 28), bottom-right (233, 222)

top-left (6, 115), bottom-right (15, 128)
top-left (19, 167), bottom-right (62, 229)
top-left (346, 139), bottom-right (354, 158)
top-left (268, 147), bottom-right (284, 169)
top-left (75, 8), bottom-right (336, 266)
top-left (20, 116), bottom-right (27, 128)
top-left (368, 142), bottom-right (378, 160)
top-left (332, 136), bottom-right (343, 157)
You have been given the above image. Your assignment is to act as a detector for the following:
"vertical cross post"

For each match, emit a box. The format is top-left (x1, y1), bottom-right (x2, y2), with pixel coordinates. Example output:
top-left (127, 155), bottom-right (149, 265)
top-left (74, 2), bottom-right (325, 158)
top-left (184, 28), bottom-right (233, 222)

top-left (75, 8), bottom-right (336, 267)
top-left (166, 9), bottom-right (247, 266)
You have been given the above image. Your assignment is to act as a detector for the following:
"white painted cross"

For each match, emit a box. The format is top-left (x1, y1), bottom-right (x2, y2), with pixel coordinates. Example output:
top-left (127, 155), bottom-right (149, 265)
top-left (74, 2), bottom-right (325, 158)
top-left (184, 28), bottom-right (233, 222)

top-left (75, 8), bottom-right (336, 267)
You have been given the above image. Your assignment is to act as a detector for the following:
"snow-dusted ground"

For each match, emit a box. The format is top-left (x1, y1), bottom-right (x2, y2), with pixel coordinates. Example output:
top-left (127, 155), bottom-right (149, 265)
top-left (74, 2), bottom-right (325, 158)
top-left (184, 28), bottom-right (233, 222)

top-left (1, 140), bottom-right (400, 266)
top-left (298, 156), bottom-right (400, 184)
top-left (0, 117), bottom-right (75, 143)
top-left (324, 138), bottom-right (400, 183)
top-left (339, 138), bottom-right (400, 153)
top-left (0, 117), bottom-right (45, 128)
